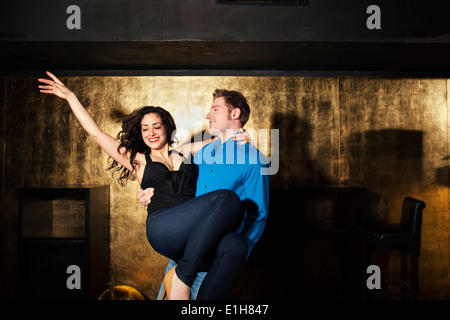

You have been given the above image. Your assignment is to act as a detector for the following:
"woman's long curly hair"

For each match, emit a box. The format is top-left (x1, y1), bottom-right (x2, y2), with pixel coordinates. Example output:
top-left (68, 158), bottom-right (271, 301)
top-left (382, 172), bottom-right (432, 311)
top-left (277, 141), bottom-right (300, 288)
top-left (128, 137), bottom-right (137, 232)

top-left (108, 106), bottom-right (177, 186)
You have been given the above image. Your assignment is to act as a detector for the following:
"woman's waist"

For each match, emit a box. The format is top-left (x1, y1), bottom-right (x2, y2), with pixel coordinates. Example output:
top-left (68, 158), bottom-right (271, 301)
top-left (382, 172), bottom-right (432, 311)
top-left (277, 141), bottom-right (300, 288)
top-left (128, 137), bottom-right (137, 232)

top-left (146, 192), bottom-right (195, 216)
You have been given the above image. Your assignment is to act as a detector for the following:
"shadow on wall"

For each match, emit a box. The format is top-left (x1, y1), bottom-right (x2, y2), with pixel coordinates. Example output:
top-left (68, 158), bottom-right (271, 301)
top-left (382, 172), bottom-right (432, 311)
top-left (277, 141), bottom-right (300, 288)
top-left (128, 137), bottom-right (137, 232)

top-left (435, 156), bottom-right (450, 187)
top-left (269, 110), bottom-right (333, 189)
top-left (229, 109), bottom-right (332, 299)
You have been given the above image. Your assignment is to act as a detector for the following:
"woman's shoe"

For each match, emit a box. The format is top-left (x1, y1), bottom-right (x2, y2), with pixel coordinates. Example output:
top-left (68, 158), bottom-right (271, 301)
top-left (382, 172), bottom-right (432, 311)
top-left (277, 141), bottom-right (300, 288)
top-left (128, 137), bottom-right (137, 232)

top-left (161, 265), bottom-right (177, 300)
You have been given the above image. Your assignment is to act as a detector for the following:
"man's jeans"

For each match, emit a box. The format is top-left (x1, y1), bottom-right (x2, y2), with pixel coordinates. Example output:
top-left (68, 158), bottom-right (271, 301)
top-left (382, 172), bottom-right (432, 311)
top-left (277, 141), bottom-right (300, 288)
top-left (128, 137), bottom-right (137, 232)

top-left (157, 228), bottom-right (247, 300)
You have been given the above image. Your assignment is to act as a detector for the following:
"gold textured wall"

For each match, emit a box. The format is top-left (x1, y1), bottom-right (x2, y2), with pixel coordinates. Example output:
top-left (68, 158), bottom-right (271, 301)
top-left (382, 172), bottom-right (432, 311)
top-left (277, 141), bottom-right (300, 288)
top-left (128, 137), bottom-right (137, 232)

top-left (0, 75), bottom-right (449, 299)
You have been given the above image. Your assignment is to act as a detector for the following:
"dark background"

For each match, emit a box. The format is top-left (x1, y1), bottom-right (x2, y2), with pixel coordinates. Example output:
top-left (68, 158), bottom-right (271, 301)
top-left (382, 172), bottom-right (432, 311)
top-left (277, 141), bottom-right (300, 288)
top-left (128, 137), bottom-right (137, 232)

top-left (1, 0), bottom-right (450, 75)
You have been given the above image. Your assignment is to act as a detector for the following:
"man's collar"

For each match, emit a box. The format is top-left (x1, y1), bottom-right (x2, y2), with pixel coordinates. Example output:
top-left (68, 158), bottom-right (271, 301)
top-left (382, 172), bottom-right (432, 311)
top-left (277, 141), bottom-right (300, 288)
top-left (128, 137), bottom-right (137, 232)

top-left (213, 129), bottom-right (242, 145)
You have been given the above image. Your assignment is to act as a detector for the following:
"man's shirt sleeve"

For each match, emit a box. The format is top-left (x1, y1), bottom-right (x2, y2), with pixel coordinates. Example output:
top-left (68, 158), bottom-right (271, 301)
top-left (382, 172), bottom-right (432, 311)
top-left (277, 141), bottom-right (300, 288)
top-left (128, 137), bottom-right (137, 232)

top-left (238, 161), bottom-right (271, 257)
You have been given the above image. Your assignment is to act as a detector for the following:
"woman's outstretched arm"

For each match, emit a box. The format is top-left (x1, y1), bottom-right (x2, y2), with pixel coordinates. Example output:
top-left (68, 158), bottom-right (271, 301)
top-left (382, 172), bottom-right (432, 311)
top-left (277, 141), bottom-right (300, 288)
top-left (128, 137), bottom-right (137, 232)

top-left (176, 129), bottom-right (254, 158)
top-left (38, 71), bottom-right (137, 174)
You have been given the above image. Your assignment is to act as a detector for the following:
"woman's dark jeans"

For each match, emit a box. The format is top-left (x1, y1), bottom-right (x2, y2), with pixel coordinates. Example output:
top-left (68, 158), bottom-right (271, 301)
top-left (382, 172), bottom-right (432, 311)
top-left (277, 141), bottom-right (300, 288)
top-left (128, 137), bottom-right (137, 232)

top-left (146, 189), bottom-right (247, 298)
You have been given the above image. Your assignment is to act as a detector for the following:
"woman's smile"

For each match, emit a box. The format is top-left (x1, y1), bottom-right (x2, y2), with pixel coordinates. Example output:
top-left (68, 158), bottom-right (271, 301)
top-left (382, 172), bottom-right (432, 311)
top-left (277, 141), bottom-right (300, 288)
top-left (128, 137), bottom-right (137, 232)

top-left (141, 113), bottom-right (168, 149)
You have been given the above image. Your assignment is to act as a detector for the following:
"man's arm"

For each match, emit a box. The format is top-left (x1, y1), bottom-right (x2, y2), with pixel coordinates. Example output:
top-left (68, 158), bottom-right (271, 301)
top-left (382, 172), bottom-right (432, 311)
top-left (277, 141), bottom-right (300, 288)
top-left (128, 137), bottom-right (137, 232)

top-left (238, 162), bottom-right (271, 257)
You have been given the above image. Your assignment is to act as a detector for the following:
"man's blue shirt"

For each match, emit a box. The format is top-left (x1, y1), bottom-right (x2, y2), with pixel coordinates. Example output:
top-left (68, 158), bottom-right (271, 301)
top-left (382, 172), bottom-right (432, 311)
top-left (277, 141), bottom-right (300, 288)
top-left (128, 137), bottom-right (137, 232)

top-left (157, 134), bottom-right (271, 300)
top-left (193, 135), bottom-right (271, 256)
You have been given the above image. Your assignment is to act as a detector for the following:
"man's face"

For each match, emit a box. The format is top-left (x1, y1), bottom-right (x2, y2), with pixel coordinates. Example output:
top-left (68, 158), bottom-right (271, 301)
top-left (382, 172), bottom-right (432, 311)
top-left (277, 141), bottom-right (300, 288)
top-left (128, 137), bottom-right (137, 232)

top-left (206, 97), bottom-right (233, 136)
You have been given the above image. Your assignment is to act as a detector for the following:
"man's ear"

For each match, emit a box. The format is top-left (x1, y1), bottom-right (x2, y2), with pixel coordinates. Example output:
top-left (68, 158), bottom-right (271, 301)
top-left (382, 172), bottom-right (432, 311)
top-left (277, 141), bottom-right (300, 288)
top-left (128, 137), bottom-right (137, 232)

top-left (232, 108), bottom-right (241, 120)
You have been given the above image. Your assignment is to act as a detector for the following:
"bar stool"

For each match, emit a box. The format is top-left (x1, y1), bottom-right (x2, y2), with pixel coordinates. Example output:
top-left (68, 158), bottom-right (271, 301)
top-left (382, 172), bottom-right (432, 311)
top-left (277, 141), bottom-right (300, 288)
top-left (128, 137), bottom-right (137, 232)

top-left (367, 197), bottom-right (426, 299)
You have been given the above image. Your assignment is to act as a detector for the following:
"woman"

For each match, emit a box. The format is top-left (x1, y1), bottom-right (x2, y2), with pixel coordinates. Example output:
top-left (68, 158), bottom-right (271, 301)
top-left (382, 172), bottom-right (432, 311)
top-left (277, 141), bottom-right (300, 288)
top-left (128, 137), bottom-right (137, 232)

top-left (38, 71), bottom-right (249, 300)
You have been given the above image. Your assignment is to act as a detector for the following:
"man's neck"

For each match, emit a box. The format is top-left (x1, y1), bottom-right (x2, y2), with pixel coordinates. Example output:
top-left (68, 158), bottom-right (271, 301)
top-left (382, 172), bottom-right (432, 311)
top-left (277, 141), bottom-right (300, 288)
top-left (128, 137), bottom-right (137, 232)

top-left (218, 127), bottom-right (240, 144)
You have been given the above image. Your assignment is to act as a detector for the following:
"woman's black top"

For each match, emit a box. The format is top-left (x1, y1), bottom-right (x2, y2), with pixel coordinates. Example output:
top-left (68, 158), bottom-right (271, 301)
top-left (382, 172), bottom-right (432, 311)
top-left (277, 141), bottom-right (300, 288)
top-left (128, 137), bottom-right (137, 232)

top-left (141, 150), bottom-right (198, 216)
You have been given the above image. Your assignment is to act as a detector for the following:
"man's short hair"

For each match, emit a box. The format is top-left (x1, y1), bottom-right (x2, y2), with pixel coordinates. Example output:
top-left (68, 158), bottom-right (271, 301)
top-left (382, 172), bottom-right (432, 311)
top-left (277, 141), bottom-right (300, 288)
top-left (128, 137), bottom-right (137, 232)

top-left (213, 89), bottom-right (250, 127)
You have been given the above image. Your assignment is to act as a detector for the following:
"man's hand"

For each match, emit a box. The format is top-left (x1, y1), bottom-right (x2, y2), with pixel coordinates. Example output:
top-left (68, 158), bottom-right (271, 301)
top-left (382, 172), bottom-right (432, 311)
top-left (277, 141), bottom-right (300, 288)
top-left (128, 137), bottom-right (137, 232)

top-left (137, 187), bottom-right (154, 206)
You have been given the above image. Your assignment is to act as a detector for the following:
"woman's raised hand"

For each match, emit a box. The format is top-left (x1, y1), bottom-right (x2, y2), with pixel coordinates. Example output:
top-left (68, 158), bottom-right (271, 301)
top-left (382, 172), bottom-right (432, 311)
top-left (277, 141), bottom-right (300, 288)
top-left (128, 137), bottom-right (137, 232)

top-left (38, 71), bottom-right (73, 99)
top-left (38, 72), bottom-right (134, 175)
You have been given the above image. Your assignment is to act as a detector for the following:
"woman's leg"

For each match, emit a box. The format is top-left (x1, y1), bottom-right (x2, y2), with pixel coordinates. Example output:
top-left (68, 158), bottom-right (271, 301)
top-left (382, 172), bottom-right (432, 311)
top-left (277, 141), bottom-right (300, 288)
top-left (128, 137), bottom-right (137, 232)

top-left (146, 189), bottom-right (242, 293)
top-left (196, 232), bottom-right (247, 300)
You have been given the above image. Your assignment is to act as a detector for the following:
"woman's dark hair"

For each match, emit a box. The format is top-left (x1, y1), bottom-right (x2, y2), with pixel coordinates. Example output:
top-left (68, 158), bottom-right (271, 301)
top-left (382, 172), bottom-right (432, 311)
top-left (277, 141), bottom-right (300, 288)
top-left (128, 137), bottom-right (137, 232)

top-left (108, 106), bottom-right (177, 185)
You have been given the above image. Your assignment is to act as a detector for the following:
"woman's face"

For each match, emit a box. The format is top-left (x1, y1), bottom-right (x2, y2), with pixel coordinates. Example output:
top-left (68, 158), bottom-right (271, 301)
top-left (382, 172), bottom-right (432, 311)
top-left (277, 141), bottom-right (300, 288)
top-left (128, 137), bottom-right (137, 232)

top-left (141, 113), bottom-right (168, 150)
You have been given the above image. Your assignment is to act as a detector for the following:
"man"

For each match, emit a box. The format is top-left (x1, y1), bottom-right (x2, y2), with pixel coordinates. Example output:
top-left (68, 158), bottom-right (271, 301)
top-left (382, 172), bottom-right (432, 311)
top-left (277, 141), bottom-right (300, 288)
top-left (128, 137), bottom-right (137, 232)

top-left (138, 89), bottom-right (271, 299)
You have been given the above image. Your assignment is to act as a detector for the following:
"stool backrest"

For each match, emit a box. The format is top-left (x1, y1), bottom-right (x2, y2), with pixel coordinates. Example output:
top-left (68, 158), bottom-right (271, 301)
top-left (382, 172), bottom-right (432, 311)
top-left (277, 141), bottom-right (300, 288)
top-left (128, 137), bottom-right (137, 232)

top-left (401, 197), bottom-right (426, 257)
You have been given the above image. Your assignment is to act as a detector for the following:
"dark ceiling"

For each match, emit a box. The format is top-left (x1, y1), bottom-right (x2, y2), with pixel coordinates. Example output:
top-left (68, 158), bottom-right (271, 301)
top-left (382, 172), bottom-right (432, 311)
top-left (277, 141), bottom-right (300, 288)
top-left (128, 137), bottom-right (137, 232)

top-left (2, 41), bottom-right (450, 76)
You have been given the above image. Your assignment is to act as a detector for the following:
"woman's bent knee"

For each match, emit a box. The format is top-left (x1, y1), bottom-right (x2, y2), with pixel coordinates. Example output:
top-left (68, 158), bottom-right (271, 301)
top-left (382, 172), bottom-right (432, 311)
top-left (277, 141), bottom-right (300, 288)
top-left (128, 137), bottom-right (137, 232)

top-left (217, 189), bottom-right (241, 211)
